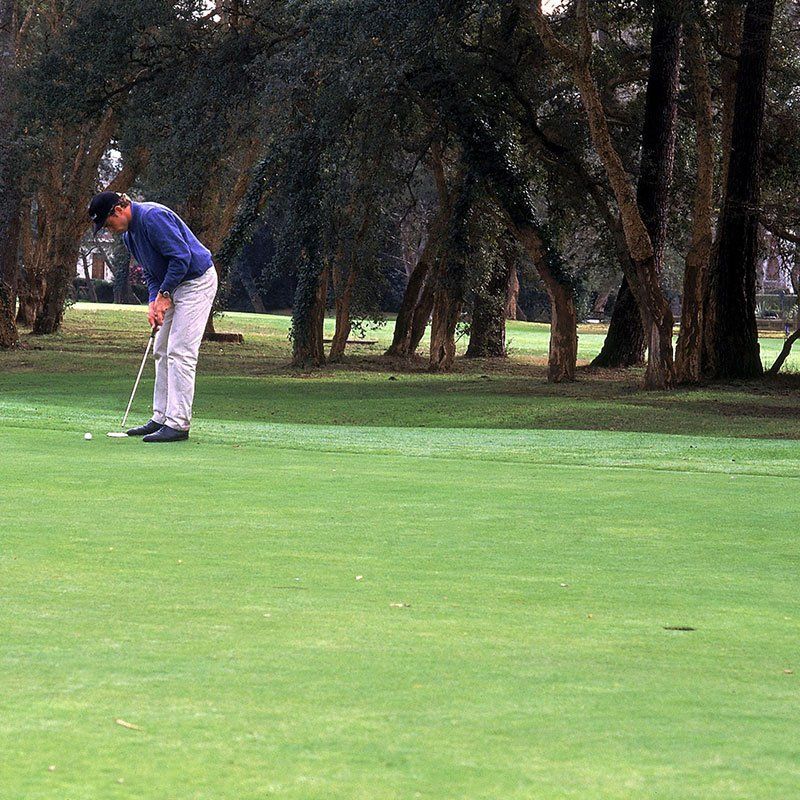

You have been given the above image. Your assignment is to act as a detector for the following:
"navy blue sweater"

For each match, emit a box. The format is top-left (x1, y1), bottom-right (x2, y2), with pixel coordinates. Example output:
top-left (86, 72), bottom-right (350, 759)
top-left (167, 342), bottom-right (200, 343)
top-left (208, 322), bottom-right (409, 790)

top-left (122, 202), bottom-right (213, 302)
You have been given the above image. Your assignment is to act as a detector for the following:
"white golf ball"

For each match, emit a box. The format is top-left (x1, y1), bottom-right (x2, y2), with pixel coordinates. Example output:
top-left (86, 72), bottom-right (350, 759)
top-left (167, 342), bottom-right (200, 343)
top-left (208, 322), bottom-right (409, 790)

top-left (84, 432), bottom-right (93, 440)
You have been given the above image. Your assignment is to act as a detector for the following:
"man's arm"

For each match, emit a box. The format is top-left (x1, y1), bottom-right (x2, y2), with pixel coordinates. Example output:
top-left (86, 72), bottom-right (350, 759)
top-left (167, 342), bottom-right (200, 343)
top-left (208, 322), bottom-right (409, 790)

top-left (146, 208), bottom-right (192, 296)
top-left (122, 232), bottom-right (159, 326)
top-left (143, 265), bottom-right (159, 304)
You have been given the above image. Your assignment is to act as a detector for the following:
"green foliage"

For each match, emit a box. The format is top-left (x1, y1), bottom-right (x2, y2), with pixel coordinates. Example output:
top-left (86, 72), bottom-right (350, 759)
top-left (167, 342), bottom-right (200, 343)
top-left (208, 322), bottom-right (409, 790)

top-left (8, 0), bottom-right (800, 339)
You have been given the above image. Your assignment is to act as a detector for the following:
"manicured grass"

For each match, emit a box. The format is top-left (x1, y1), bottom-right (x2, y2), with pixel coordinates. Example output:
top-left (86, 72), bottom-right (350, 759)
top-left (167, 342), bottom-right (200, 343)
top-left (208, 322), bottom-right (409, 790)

top-left (1, 305), bottom-right (799, 798)
top-left (2, 303), bottom-right (800, 439)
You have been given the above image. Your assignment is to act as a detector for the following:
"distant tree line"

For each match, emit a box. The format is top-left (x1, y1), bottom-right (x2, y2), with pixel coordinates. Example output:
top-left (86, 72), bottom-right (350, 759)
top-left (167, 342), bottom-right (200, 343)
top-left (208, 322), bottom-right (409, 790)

top-left (1, 0), bottom-right (798, 388)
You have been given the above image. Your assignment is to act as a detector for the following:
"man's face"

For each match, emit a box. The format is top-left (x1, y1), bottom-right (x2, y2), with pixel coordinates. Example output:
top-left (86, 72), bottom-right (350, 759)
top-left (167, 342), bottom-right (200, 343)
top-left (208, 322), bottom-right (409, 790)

top-left (104, 204), bottom-right (130, 234)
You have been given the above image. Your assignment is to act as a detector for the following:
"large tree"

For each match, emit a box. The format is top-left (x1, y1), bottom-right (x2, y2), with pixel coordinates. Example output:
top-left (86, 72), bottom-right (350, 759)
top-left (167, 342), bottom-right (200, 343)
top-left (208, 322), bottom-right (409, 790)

top-left (0, 0), bottom-right (21, 348)
top-left (704, 0), bottom-right (778, 379)
top-left (591, 3), bottom-right (683, 369)
top-left (530, 0), bottom-right (676, 388)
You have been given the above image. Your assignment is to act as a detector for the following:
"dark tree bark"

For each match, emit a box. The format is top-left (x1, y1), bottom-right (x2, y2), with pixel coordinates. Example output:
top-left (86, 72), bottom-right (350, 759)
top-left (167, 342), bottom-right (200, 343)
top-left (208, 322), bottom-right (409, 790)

top-left (408, 277), bottom-right (436, 354)
top-left (329, 260), bottom-right (357, 362)
top-left (505, 265), bottom-right (525, 321)
top-left (0, 0), bottom-right (20, 348)
top-left (702, 3), bottom-right (744, 372)
top-left (592, 6), bottom-right (682, 368)
top-left (387, 252), bottom-right (433, 357)
top-left (238, 262), bottom-right (267, 313)
top-left (532, 3), bottom-right (675, 388)
top-left (16, 268), bottom-right (44, 328)
top-left (429, 172), bottom-right (476, 372)
top-left (704, 0), bottom-right (776, 379)
top-left (111, 261), bottom-right (138, 304)
top-left (466, 242), bottom-right (512, 358)
top-left (767, 330), bottom-right (800, 377)
top-left (79, 253), bottom-right (99, 303)
top-left (514, 223), bottom-right (578, 382)
top-left (291, 257), bottom-right (328, 367)
top-left (675, 19), bottom-right (714, 384)
top-left (32, 128), bottom-right (143, 334)
top-left (591, 284), bottom-right (645, 367)
top-left (387, 148), bottom-right (452, 358)
top-left (33, 238), bottom-right (75, 335)
top-left (428, 282), bottom-right (462, 370)
top-left (329, 208), bottom-right (370, 362)
top-left (718, 3), bottom-right (745, 198)
top-left (0, 207), bottom-right (21, 348)
top-left (443, 95), bottom-right (578, 380)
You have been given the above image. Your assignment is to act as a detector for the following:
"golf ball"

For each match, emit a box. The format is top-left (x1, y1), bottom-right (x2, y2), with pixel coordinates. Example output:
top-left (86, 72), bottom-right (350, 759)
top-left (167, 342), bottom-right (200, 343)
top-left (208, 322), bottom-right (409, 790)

top-left (84, 432), bottom-right (93, 440)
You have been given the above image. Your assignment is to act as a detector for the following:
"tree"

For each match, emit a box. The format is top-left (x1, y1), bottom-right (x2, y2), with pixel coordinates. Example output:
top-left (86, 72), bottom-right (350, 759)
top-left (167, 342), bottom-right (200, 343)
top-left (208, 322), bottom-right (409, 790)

top-left (530, 0), bottom-right (676, 388)
top-left (466, 234), bottom-right (516, 359)
top-left (674, 16), bottom-right (714, 384)
top-left (0, 0), bottom-right (21, 348)
top-left (10, 0), bottom-right (192, 334)
top-left (592, 3), bottom-right (682, 369)
top-left (704, 0), bottom-right (777, 379)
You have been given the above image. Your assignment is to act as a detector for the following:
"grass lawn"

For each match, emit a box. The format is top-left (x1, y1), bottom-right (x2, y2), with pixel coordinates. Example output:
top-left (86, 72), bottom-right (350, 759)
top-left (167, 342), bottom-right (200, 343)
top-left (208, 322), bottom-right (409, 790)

top-left (1, 304), bottom-right (799, 799)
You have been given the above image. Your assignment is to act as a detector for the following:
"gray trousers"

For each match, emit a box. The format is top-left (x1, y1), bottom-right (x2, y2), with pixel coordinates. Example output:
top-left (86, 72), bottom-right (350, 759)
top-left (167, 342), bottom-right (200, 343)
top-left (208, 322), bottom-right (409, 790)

top-left (152, 266), bottom-right (218, 431)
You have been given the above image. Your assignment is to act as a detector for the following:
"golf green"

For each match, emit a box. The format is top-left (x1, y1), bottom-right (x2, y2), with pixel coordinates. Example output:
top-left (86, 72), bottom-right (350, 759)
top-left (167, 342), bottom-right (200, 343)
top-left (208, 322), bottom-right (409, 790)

top-left (1, 307), bottom-right (799, 798)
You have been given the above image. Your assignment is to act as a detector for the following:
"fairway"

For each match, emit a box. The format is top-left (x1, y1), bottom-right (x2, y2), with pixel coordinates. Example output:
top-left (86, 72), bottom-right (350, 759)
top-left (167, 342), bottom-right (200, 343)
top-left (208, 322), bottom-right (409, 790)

top-left (2, 307), bottom-right (799, 799)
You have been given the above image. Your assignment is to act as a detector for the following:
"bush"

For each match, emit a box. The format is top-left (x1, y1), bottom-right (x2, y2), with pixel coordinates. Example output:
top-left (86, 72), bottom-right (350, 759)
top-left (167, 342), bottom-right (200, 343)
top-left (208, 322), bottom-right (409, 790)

top-left (71, 278), bottom-right (147, 304)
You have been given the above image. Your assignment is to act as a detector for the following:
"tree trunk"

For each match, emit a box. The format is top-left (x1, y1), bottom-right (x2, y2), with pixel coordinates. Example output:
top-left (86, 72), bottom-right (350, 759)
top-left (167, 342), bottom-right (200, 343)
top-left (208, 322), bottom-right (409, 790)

top-left (428, 172), bottom-right (476, 372)
top-left (291, 259), bottom-right (328, 367)
top-left (505, 265), bottom-right (525, 321)
top-left (718, 3), bottom-right (745, 198)
top-left (767, 329), bottom-right (800, 377)
top-left (702, 4), bottom-right (745, 372)
top-left (0, 0), bottom-right (19, 348)
top-left (112, 260), bottom-right (138, 304)
top-left (592, 6), bottom-right (682, 369)
top-left (33, 274), bottom-right (71, 333)
top-left (675, 20), bottom-right (714, 384)
top-left (32, 201), bottom-right (87, 334)
top-left (514, 224), bottom-right (577, 382)
top-left (29, 121), bottom-right (143, 334)
top-left (466, 248), bottom-right (511, 358)
top-left (329, 206), bottom-right (370, 362)
top-left (388, 150), bottom-right (452, 358)
top-left (408, 277), bottom-right (436, 354)
top-left (466, 294), bottom-right (506, 357)
top-left (705, 0), bottom-right (776, 380)
top-left (236, 260), bottom-right (266, 313)
top-left (440, 88), bottom-right (578, 380)
top-left (387, 254), bottom-right (433, 357)
top-left (329, 261), bottom-right (358, 362)
top-left (0, 205), bottom-right (20, 348)
top-left (531, 7), bottom-right (676, 387)
top-left (80, 253), bottom-right (99, 303)
top-left (591, 282), bottom-right (645, 367)
top-left (428, 284), bottom-right (461, 371)
top-left (16, 267), bottom-right (45, 328)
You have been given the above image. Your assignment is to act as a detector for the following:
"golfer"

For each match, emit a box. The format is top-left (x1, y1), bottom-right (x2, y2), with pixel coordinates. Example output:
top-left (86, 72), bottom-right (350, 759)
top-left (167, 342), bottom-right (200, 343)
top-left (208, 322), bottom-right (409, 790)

top-left (88, 192), bottom-right (218, 442)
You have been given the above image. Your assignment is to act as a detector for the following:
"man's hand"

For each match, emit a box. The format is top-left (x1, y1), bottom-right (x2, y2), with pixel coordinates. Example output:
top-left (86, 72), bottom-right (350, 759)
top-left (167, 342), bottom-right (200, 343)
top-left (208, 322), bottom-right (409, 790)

top-left (152, 293), bottom-right (172, 327)
top-left (148, 301), bottom-right (158, 330)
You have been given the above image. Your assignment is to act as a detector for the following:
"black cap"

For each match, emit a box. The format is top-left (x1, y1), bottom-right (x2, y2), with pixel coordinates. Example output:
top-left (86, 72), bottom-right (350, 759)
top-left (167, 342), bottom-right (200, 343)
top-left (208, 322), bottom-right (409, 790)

top-left (88, 191), bottom-right (122, 233)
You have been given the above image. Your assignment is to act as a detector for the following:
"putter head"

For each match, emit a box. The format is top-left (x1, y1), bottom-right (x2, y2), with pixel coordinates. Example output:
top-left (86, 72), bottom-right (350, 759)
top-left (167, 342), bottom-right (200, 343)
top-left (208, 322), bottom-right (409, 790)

top-left (106, 432), bottom-right (129, 438)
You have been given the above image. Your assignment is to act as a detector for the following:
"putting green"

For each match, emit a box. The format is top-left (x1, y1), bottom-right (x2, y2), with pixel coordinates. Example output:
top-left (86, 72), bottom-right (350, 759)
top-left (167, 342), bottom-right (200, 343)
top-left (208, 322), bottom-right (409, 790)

top-left (1, 307), bottom-right (799, 798)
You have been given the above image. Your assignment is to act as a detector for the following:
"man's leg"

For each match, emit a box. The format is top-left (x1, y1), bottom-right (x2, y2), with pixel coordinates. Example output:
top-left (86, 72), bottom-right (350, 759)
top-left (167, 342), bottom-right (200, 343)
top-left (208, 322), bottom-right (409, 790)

top-left (152, 305), bottom-right (175, 425)
top-left (164, 267), bottom-right (218, 431)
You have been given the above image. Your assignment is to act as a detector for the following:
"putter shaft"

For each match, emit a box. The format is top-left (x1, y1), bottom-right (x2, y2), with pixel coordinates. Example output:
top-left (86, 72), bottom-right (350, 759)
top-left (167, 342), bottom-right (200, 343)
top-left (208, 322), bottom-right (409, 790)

top-left (120, 330), bottom-right (156, 429)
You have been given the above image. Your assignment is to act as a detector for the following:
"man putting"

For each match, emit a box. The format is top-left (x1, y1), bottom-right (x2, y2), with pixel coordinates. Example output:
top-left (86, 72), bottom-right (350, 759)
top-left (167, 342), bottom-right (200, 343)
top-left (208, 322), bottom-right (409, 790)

top-left (88, 192), bottom-right (218, 442)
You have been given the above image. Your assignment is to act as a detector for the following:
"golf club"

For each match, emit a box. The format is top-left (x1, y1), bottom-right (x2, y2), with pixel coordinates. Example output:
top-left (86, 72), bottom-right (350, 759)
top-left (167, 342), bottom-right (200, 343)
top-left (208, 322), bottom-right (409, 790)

top-left (107, 327), bottom-right (157, 437)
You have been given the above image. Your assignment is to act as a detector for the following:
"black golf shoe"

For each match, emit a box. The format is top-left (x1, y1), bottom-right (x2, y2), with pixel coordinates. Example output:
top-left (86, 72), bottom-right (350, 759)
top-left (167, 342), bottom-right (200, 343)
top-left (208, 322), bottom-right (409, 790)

top-left (142, 424), bottom-right (189, 443)
top-left (126, 419), bottom-right (163, 436)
